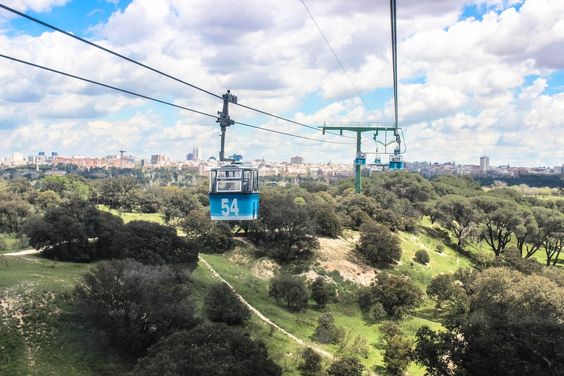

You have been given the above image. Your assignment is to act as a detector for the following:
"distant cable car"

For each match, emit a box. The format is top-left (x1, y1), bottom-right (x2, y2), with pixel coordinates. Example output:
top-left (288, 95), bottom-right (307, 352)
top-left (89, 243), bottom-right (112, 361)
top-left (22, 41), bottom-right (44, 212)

top-left (209, 164), bottom-right (259, 220)
top-left (388, 154), bottom-right (405, 170)
top-left (355, 152), bottom-right (367, 166)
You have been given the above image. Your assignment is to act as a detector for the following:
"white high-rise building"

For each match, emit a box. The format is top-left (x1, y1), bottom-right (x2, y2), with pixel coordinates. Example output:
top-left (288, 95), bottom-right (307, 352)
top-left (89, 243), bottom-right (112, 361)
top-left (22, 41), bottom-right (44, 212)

top-left (10, 152), bottom-right (25, 166)
top-left (480, 156), bottom-right (490, 172)
top-left (193, 147), bottom-right (202, 161)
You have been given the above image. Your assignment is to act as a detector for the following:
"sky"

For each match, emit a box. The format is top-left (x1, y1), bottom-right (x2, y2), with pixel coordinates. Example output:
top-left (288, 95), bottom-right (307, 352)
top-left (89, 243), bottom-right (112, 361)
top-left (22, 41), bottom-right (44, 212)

top-left (0, 0), bottom-right (563, 166)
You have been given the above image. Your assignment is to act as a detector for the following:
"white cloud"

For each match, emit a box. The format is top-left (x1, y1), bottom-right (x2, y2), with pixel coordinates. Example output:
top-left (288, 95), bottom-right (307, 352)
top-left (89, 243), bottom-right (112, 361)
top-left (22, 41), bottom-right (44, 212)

top-left (0, 0), bottom-right (563, 165)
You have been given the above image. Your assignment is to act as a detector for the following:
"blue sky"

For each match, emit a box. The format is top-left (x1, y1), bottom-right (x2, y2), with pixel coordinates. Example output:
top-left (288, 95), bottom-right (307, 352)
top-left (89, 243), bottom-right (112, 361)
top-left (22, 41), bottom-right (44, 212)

top-left (0, 0), bottom-right (563, 166)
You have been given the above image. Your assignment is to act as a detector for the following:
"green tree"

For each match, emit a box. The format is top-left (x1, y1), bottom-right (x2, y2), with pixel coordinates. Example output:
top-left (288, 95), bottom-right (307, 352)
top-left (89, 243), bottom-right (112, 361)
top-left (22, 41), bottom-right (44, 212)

top-left (434, 195), bottom-right (477, 247)
top-left (298, 347), bottom-right (323, 376)
top-left (133, 323), bottom-right (282, 376)
top-left (361, 273), bottom-right (423, 319)
top-left (357, 221), bottom-right (401, 267)
top-left (39, 175), bottom-right (90, 200)
top-left (181, 208), bottom-right (234, 253)
top-left (426, 274), bottom-right (466, 311)
top-left (0, 194), bottom-right (31, 233)
top-left (308, 200), bottom-right (342, 237)
top-left (268, 273), bottom-right (309, 312)
top-left (472, 196), bottom-right (526, 256)
top-left (115, 220), bottom-right (198, 266)
top-left (311, 277), bottom-right (332, 309)
top-left (204, 282), bottom-right (250, 326)
top-left (327, 357), bottom-right (364, 376)
top-left (98, 176), bottom-right (140, 211)
top-left (383, 334), bottom-right (413, 376)
top-left (75, 260), bottom-right (198, 355)
top-left (161, 188), bottom-right (200, 224)
top-left (251, 191), bottom-right (319, 262)
top-left (314, 313), bottom-right (344, 344)
top-left (27, 200), bottom-right (123, 261)
top-left (414, 267), bottom-right (564, 376)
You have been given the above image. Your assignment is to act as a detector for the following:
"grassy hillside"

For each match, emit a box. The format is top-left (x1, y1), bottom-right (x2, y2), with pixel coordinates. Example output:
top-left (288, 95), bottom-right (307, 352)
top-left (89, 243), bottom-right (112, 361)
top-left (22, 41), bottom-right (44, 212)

top-left (1, 208), bottom-right (534, 375)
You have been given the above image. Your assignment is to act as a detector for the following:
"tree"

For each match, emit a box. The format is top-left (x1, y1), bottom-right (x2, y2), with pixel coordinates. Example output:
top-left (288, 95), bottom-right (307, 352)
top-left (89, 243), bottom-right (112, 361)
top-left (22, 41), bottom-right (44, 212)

top-left (311, 277), bottom-right (332, 309)
top-left (30, 190), bottom-right (62, 211)
top-left (98, 176), bottom-right (140, 211)
top-left (383, 334), bottom-right (413, 376)
top-left (472, 197), bottom-right (526, 256)
top-left (39, 175), bottom-right (90, 201)
top-left (133, 323), bottom-right (282, 376)
top-left (0, 195), bottom-right (31, 233)
top-left (314, 313), bottom-right (344, 344)
top-left (414, 327), bottom-right (457, 376)
top-left (357, 221), bottom-right (401, 267)
top-left (27, 200), bottom-right (122, 262)
top-left (414, 249), bottom-right (430, 265)
top-left (161, 188), bottom-right (200, 224)
top-left (426, 274), bottom-right (466, 311)
top-left (251, 191), bottom-right (320, 262)
top-left (414, 268), bottom-right (564, 376)
top-left (532, 207), bottom-right (564, 266)
top-left (298, 347), bottom-right (323, 376)
top-left (327, 357), bottom-right (364, 376)
top-left (336, 193), bottom-right (381, 230)
top-left (268, 273), bottom-right (309, 312)
top-left (75, 260), bottom-right (198, 355)
top-left (115, 220), bottom-right (198, 266)
top-left (181, 208), bottom-right (234, 253)
top-left (434, 195), bottom-right (477, 247)
top-left (204, 282), bottom-right (250, 325)
top-left (308, 200), bottom-right (342, 237)
top-left (360, 273), bottom-right (423, 319)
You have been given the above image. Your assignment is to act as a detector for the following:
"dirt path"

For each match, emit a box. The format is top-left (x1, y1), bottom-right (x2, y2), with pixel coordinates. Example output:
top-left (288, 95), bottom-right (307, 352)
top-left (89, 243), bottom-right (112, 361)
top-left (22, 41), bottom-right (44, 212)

top-left (3, 249), bottom-right (40, 256)
top-left (199, 256), bottom-right (332, 359)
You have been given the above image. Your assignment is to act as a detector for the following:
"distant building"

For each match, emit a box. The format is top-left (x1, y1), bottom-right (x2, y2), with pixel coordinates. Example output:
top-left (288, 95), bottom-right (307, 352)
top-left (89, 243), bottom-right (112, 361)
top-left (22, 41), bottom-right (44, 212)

top-left (480, 156), bottom-right (490, 172)
top-left (290, 156), bottom-right (304, 164)
top-left (186, 152), bottom-right (194, 161)
top-left (151, 154), bottom-right (168, 165)
top-left (193, 147), bottom-right (202, 161)
top-left (51, 152), bottom-right (58, 157)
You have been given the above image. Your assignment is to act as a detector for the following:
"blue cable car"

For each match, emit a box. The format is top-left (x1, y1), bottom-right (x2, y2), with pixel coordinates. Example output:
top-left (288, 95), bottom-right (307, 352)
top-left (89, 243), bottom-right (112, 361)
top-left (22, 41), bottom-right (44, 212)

top-left (355, 152), bottom-right (367, 166)
top-left (209, 165), bottom-right (259, 220)
top-left (389, 154), bottom-right (405, 170)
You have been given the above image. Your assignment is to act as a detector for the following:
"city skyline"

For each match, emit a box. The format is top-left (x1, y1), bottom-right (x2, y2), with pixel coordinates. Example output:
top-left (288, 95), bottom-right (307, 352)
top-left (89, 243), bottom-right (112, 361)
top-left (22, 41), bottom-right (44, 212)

top-left (0, 0), bottom-right (563, 166)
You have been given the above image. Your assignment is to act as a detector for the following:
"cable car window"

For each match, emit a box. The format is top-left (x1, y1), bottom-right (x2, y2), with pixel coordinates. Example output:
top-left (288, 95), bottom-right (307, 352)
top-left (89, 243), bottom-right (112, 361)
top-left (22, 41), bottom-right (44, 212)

top-left (253, 170), bottom-right (258, 191)
top-left (217, 180), bottom-right (241, 192)
top-left (217, 170), bottom-right (241, 179)
top-left (242, 170), bottom-right (252, 192)
top-left (210, 170), bottom-right (217, 192)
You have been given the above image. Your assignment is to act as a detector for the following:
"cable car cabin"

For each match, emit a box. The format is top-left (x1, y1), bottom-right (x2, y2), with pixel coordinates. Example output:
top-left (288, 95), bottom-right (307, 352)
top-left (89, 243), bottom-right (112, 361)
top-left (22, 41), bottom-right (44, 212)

top-left (209, 165), bottom-right (259, 220)
top-left (355, 152), bottom-right (367, 166)
top-left (388, 155), bottom-right (405, 170)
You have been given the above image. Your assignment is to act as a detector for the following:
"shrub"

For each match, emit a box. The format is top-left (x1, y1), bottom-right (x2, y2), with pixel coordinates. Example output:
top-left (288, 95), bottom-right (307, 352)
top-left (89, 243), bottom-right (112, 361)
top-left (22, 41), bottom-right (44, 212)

top-left (204, 282), bottom-right (250, 325)
top-left (360, 273), bottom-right (423, 319)
top-left (311, 277), bottom-right (332, 309)
top-left (357, 221), bottom-right (401, 267)
top-left (133, 323), bottom-right (282, 376)
top-left (298, 347), bottom-right (323, 376)
top-left (414, 249), bottom-right (430, 265)
top-left (313, 313), bottom-right (344, 344)
top-left (268, 273), bottom-right (309, 312)
top-left (435, 244), bottom-right (445, 253)
top-left (383, 334), bottom-right (413, 376)
top-left (327, 357), bottom-right (364, 376)
top-left (75, 260), bottom-right (198, 355)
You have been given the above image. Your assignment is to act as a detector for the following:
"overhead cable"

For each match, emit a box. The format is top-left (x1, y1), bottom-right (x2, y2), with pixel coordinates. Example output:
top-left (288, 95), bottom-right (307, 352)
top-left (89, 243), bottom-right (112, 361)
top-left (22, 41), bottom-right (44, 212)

top-left (299, 0), bottom-right (369, 108)
top-left (0, 3), bottom-right (351, 138)
top-left (0, 54), bottom-right (352, 145)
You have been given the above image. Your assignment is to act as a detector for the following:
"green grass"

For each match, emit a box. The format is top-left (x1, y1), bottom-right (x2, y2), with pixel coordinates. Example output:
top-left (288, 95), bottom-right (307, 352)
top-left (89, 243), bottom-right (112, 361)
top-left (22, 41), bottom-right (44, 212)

top-left (200, 250), bottom-right (443, 375)
top-left (0, 233), bottom-right (30, 254)
top-left (0, 256), bottom-right (131, 375)
top-left (97, 205), bottom-right (164, 224)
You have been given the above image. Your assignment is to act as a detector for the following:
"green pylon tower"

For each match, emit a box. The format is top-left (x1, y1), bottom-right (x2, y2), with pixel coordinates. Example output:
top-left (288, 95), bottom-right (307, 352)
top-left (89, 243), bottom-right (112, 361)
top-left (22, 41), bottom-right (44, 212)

top-left (320, 122), bottom-right (401, 193)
